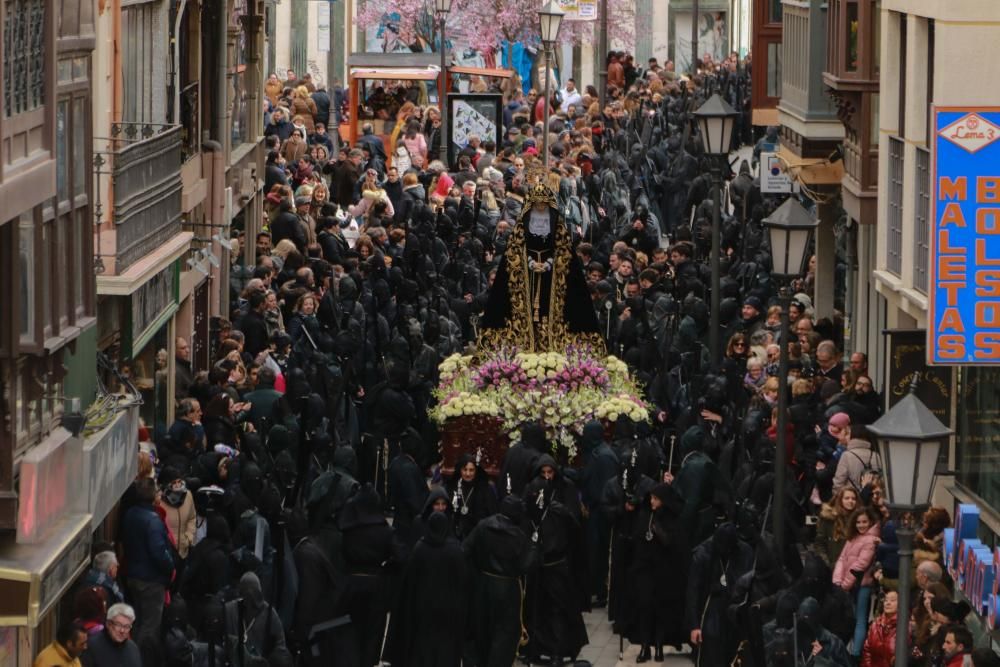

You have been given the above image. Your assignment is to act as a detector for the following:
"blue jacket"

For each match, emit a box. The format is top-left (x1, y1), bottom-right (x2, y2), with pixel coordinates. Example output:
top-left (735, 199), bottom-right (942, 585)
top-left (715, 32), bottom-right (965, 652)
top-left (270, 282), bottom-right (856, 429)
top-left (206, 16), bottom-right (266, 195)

top-left (122, 504), bottom-right (174, 585)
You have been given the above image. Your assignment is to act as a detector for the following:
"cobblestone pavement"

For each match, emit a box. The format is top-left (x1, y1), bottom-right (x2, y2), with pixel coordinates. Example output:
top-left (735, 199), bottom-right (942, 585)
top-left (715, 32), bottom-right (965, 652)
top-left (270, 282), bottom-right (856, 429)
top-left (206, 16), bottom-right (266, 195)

top-left (514, 609), bottom-right (695, 666)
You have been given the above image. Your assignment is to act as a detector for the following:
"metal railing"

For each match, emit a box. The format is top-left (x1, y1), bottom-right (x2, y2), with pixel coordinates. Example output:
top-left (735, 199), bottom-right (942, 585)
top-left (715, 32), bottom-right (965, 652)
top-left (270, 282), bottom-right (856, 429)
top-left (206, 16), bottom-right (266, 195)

top-left (886, 136), bottom-right (904, 276)
top-left (914, 147), bottom-right (930, 293)
top-left (93, 122), bottom-right (183, 275)
top-left (179, 81), bottom-right (200, 162)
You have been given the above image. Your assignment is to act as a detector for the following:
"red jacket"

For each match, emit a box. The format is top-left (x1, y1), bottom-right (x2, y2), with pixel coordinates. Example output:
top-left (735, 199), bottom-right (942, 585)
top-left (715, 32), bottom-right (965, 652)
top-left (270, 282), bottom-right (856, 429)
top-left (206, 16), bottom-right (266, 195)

top-left (832, 522), bottom-right (880, 590)
top-left (860, 613), bottom-right (897, 667)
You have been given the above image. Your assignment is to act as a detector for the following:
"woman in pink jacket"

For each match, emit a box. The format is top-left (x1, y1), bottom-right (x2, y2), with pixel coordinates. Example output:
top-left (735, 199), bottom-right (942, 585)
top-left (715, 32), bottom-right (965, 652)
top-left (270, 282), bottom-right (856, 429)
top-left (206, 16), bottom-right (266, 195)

top-left (833, 506), bottom-right (881, 659)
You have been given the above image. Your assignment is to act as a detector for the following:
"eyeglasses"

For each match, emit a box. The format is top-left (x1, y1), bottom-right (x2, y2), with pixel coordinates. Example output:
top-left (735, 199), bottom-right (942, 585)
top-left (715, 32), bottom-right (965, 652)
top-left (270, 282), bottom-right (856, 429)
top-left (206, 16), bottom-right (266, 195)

top-left (733, 342), bottom-right (746, 348)
top-left (108, 620), bottom-right (133, 632)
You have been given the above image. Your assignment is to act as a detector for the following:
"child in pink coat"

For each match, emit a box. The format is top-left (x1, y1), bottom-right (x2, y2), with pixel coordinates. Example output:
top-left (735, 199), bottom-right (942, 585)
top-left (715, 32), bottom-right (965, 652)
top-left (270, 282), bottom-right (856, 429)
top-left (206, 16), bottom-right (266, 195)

top-left (833, 506), bottom-right (881, 658)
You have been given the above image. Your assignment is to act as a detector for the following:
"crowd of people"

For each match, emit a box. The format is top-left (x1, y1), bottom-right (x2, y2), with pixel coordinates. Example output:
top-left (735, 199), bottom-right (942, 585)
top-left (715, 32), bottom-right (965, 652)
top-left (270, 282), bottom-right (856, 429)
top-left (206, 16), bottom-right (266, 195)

top-left (36, 49), bottom-right (1000, 667)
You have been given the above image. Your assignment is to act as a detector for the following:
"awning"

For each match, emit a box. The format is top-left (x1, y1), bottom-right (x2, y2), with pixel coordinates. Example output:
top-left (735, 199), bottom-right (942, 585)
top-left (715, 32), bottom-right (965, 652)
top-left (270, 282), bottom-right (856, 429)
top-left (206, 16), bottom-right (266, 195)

top-left (0, 514), bottom-right (91, 627)
top-left (350, 67), bottom-right (441, 81)
top-left (449, 66), bottom-right (514, 79)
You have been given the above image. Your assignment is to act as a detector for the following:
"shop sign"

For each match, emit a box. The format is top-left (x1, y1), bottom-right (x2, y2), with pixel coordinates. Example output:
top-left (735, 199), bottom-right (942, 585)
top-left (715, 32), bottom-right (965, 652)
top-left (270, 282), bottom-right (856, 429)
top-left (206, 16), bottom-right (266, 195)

top-left (82, 408), bottom-right (138, 530)
top-left (38, 527), bottom-right (90, 619)
top-left (928, 107), bottom-right (1000, 364)
top-left (884, 329), bottom-right (953, 426)
top-left (760, 152), bottom-right (793, 194)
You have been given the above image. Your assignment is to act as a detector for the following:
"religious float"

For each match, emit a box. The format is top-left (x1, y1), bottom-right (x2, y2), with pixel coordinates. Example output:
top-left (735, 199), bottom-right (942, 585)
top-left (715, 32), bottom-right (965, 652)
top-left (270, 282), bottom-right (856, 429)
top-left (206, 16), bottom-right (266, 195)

top-left (431, 179), bottom-right (649, 474)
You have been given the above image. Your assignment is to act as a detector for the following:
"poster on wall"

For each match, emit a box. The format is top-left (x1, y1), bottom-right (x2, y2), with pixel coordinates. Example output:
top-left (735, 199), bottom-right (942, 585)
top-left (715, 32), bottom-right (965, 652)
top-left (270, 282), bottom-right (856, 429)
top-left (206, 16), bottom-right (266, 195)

top-left (673, 10), bottom-right (728, 72)
top-left (364, 13), bottom-right (497, 68)
top-left (927, 107), bottom-right (1000, 364)
top-left (557, 0), bottom-right (597, 21)
top-left (447, 94), bottom-right (502, 169)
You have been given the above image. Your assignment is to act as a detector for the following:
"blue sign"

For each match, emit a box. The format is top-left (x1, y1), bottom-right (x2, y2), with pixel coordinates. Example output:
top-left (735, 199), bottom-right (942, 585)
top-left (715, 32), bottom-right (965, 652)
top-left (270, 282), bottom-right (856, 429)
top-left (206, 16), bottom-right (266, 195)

top-left (929, 107), bottom-right (1000, 364)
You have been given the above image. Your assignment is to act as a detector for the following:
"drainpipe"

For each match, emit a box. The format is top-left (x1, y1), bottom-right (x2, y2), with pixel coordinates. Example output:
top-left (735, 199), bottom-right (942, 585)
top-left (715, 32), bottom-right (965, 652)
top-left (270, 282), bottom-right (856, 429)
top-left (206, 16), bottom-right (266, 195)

top-left (215, 0), bottom-right (229, 157)
top-left (173, 0), bottom-right (188, 124)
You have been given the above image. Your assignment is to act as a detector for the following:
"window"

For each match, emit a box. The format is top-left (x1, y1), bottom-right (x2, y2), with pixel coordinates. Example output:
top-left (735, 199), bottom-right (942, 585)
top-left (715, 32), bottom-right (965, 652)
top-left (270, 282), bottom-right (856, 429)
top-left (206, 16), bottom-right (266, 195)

top-left (872, 1), bottom-right (881, 75)
top-left (73, 96), bottom-right (86, 197)
top-left (913, 147), bottom-right (930, 293)
top-left (56, 100), bottom-right (69, 202)
top-left (121, 2), bottom-right (155, 123)
top-left (897, 14), bottom-right (906, 136)
top-left (2, 0), bottom-right (46, 117)
top-left (73, 209), bottom-right (85, 314)
top-left (925, 19), bottom-right (934, 146)
top-left (230, 0), bottom-right (252, 146)
top-left (18, 213), bottom-right (34, 340)
top-left (767, 41), bottom-right (782, 98)
top-left (845, 0), bottom-right (858, 72)
top-left (958, 367), bottom-right (1000, 509)
top-left (769, 0), bottom-right (782, 24)
top-left (886, 137), bottom-right (904, 276)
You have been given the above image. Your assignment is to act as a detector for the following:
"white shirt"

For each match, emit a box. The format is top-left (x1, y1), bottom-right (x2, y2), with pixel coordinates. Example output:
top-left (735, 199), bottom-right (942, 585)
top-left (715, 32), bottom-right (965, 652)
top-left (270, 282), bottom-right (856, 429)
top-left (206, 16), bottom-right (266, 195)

top-left (560, 88), bottom-right (582, 113)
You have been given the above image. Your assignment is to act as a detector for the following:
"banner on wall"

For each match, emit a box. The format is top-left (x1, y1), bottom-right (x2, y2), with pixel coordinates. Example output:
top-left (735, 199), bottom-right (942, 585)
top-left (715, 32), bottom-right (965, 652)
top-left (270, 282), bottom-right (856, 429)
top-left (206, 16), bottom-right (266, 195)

top-left (557, 0), bottom-right (597, 21)
top-left (928, 107), bottom-right (1000, 364)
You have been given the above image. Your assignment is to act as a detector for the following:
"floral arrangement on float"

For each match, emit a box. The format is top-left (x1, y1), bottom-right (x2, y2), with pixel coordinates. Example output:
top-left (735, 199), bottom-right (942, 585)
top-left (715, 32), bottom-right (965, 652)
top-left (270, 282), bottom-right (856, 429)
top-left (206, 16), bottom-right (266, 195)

top-left (431, 346), bottom-right (649, 467)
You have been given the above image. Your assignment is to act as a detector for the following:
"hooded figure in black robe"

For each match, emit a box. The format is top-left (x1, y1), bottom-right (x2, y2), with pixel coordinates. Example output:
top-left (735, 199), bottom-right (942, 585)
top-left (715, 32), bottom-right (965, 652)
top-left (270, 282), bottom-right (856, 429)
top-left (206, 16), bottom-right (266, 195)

top-left (446, 452), bottom-right (498, 540)
top-left (522, 475), bottom-right (589, 665)
top-left (498, 421), bottom-right (547, 499)
top-left (685, 523), bottom-right (754, 667)
top-left (630, 482), bottom-right (689, 661)
top-left (386, 512), bottom-right (468, 667)
top-left (462, 496), bottom-right (539, 667)
top-left (288, 510), bottom-right (350, 667)
top-left (478, 181), bottom-right (603, 354)
top-left (603, 462), bottom-right (655, 643)
top-left (338, 485), bottom-right (401, 667)
top-left (224, 572), bottom-right (291, 665)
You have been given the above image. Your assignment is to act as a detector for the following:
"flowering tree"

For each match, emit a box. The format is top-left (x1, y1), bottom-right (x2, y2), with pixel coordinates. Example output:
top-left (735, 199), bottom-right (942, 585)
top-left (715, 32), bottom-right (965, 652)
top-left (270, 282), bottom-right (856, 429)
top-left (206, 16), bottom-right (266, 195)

top-left (356, 0), bottom-right (637, 56)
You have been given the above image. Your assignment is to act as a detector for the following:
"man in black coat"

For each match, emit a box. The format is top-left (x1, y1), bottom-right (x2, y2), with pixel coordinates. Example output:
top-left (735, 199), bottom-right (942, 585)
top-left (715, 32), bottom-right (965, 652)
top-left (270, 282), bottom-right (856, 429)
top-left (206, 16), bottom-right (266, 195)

top-left (239, 291), bottom-right (271, 359)
top-left (462, 497), bottom-right (539, 667)
top-left (265, 150), bottom-right (289, 193)
top-left (270, 200), bottom-right (308, 252)
top-left (311, 86), bottom-right (331, 127)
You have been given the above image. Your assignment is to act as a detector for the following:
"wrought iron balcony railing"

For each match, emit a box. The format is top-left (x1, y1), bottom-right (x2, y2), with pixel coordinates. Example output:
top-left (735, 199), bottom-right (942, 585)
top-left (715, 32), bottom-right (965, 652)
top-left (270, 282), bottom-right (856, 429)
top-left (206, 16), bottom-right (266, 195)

top-left (93, 122), bottom-right (183, 275)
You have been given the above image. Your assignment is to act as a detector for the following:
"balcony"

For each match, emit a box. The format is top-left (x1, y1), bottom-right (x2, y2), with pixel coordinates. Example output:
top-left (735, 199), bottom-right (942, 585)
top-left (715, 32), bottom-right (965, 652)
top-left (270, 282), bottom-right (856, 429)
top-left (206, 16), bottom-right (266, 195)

top-left (94, 122), bottom-right (183, 276)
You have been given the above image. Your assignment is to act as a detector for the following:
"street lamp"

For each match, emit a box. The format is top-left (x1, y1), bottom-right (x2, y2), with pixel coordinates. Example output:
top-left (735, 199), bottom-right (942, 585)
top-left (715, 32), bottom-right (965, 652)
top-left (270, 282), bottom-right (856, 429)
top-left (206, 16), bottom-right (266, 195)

top-left (866, 376), bottom-right (952, 667)
top-left (436, 0), bottom-right (453, 165)
top-left (538, 0), bottom-right (564, 168)
top-left (763, 196), bottom-right (818, 563)
top-left (693, 93), bottom-right (739, 370)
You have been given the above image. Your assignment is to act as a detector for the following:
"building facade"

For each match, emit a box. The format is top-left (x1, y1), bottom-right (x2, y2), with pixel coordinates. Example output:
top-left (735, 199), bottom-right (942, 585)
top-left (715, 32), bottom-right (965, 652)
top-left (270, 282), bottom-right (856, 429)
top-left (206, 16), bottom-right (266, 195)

top-left (872, 1), bottom-right (1000, 543)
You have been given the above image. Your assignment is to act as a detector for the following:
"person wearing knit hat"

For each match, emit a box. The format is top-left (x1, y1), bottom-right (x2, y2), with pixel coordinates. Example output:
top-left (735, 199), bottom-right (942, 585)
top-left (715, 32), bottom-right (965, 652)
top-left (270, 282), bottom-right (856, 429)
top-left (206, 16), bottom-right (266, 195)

top-left (741, 295), bottom-right (764, 336)
top-left (827, 412), bottom-right (851, 439)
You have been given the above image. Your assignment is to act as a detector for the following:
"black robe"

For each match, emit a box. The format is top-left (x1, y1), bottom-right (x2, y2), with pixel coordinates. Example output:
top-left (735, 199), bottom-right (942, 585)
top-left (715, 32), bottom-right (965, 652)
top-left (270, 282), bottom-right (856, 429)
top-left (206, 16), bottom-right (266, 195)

top-left (522, 498), bottom-right (589, 661)
top-left (386, 513), bottom-right (468, 667)
top-left (446, 454), bottom-right (498, 541)
top-left (630, 485), bottom-right (689, 650)
top-left (462, 511), bottom-right (539, 667)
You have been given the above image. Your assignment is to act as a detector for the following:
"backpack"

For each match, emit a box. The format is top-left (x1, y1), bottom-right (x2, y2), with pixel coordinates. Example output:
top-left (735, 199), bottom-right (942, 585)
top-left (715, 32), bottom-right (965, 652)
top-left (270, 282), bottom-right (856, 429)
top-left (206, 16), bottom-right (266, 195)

top-left (847, 447), bottom-right (882, 493)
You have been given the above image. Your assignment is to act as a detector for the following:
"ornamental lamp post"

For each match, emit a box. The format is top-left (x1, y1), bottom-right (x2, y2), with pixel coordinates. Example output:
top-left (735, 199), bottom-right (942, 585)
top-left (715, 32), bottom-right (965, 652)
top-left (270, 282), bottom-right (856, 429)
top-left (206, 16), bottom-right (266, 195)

top-left (538, 0), bottom-right (564, 168)
top-left (436, 0), bottom-right (453, 165)
top-left (866, 376), bottom-right (952, 667)
top-left (693, 94), bottom-right (738, 371)
top-left (762, 196), bottom-right (818, 564)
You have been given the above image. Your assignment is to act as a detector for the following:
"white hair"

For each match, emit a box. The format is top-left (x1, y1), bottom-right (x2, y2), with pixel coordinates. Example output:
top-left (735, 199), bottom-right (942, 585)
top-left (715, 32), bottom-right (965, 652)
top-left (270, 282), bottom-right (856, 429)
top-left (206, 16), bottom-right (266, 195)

top-left (107, 603), bottom-right (136, 623)
top-left (93, 551), bottom-right (118, 574)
